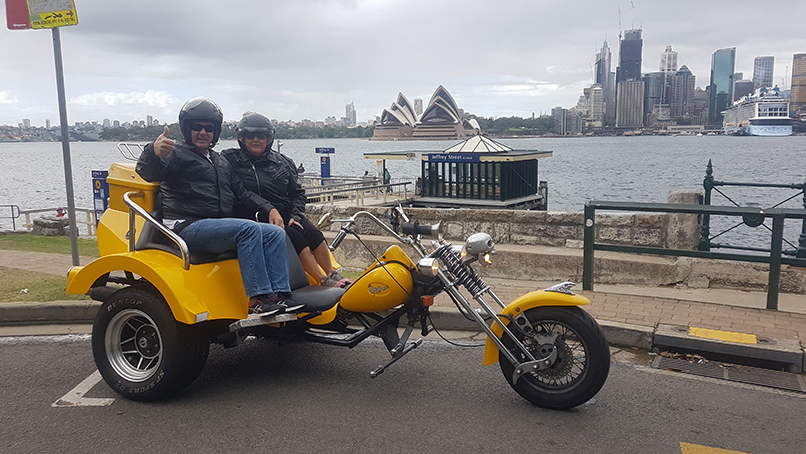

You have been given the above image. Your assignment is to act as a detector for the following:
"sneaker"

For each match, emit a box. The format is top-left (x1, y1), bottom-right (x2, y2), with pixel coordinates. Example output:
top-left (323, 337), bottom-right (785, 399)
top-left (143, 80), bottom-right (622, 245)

top-left (249, 294), bottom-right (304, 315)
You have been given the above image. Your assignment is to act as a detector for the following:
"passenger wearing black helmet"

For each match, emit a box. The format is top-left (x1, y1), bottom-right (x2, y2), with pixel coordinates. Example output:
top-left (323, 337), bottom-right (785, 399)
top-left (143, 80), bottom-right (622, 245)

top-left (136, 98), bottom-right (303, 316)
top-left (222, 112), bottom-right (350, 288)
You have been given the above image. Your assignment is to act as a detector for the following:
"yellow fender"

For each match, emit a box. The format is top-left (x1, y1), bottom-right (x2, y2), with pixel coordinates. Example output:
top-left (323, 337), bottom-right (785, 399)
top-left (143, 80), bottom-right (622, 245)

top-left (482, 290), bottom-right (591, 366)
top-left (66, 251), bottom-right (248, 325)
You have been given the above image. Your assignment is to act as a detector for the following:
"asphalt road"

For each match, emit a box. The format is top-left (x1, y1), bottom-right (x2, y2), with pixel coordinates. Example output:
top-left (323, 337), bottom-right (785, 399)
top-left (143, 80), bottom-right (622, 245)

top-left (1, 334), bottom-right (804, 454)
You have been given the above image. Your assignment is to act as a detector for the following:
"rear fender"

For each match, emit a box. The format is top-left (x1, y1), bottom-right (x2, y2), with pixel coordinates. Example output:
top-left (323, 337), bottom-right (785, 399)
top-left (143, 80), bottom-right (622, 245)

top-left (66, 251), bottom-right (247, 325)
top-left (481, 290), bottom-right (591, 366)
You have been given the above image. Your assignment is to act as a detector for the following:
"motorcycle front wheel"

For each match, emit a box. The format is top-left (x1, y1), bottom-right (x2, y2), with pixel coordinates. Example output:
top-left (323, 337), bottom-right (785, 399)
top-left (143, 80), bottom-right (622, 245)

top-left (498, 306), bottom-right (610, 410)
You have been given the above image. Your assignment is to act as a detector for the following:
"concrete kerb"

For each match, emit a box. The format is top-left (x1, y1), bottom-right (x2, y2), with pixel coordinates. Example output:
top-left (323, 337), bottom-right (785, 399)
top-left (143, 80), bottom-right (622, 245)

top-left (0, 301), bottom-right (100, 325)
top-left (1, 301), bottom-right (801, 374)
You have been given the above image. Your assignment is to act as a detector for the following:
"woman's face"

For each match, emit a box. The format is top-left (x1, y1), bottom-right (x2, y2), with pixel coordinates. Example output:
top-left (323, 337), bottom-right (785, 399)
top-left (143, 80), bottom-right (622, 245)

top-left (239, 129), bottom-right (270, 155)
top-left (243, 136), bottom-right (268, 155)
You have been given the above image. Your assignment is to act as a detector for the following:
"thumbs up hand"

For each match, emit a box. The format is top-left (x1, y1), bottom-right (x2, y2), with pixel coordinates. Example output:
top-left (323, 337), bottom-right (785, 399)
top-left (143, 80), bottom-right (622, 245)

top-left (153, 125), bottom-right (175, 158)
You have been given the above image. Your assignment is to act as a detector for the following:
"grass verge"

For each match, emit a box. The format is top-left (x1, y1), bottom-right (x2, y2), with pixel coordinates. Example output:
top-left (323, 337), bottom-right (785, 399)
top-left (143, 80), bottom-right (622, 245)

top-left (0, 267), bottom-right (89, 302)
top-left (0, 233), bottom-right (99, 257)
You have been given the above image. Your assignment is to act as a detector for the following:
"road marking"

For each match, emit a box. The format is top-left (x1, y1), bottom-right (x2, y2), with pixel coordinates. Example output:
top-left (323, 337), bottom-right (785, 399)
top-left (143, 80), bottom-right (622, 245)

top-left (680, 442), bottom-right (748, 453)
top-left (52, 370), bottom-right (114, 407)
top-left (688, 327), bottom-right (757, 344)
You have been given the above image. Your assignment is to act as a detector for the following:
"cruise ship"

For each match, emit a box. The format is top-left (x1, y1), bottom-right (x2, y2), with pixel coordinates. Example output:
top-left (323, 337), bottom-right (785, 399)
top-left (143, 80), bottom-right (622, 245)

top-left (723, 87), bottom-right (792, 137)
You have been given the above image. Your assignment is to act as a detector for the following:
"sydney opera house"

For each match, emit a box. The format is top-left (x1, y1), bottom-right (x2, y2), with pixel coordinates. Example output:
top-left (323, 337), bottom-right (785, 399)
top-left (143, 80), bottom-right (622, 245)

top-left (372, 86), bottom-right (480, 140)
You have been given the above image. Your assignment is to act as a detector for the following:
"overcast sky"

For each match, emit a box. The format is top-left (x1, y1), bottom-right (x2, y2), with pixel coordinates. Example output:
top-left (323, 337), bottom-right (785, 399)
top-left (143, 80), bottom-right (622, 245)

top-left (1, 0), bottom-right (804, 127)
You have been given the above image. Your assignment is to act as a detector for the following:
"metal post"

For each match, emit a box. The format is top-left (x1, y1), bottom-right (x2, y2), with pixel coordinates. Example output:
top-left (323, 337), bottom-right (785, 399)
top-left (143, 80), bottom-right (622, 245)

top-left (698, 159), bottom-right (714, 252)
top-left (582, 203), bottom-right (595, 290)
top-left (52, 27), bottom-right (79, 266)
top-left (767, 213), bottom-right (784, 310)
top-left (798, 178), bottom-right (806, 259)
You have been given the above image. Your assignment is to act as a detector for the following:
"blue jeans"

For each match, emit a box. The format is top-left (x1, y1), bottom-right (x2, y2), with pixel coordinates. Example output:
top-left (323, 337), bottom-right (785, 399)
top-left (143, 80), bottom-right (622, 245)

top-left (179, 218), bottom-right (290, 298)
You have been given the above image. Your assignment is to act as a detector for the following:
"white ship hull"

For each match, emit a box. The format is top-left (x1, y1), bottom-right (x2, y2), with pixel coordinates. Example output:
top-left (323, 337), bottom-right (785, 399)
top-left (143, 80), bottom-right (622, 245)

top-left (722, 87), bottom-right (792, 137)
top-left (747, 123), bottom-right (793, 137)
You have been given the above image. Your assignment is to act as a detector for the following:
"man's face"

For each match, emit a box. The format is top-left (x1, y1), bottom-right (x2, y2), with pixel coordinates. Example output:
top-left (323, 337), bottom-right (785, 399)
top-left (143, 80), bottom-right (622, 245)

top-left (190, 122), bottom-right (215, 150)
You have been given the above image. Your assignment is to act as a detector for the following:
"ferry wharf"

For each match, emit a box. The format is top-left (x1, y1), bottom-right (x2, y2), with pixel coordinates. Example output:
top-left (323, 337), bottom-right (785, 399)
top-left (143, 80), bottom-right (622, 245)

top-left (2, 247), bottom-right (806, 391)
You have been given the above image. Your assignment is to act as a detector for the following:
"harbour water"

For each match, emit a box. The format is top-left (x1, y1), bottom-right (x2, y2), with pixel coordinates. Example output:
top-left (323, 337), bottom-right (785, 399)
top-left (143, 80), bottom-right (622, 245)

top-left (1, 135), bottom-right (805, 251)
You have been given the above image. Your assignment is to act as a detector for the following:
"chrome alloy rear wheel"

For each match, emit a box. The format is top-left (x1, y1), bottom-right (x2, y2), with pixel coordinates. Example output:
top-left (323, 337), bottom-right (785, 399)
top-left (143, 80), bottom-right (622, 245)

top-left (105, 308), bottom-right (163, 383)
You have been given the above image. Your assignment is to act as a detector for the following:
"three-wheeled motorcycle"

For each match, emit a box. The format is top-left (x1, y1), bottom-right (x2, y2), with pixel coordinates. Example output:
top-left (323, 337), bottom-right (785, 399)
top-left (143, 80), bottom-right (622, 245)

top-left (66, 152), bottom-right (610, 409)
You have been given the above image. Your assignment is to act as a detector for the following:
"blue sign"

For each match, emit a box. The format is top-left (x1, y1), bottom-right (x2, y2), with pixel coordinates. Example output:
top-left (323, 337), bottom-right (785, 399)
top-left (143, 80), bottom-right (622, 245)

top-left (428, 153), bottom-right (480, 163)
top-left (315, 147), bottom-right (335, 154)
top-left (91, 170), bottom-right (109, 227)
top-left (320, 156), bottom-right (331, 180)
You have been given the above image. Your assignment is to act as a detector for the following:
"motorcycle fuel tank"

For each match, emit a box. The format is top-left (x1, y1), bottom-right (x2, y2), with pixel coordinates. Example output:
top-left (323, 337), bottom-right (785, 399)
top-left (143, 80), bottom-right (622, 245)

top-left (339, 245), bottom-right (414, 312)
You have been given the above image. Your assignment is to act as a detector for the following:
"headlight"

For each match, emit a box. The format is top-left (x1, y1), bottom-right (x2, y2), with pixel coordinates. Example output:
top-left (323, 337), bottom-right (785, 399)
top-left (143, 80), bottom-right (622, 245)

top-left (463, 233), bottom-right (495, 258)
top-left (416, 258), bottom-right (439, 277)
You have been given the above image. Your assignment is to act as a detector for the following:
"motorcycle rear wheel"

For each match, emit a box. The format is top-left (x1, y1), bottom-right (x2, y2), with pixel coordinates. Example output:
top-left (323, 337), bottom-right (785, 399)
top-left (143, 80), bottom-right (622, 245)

top-left (92, 286), bottom-right (209, 401)
top-left (498, 306), bottom-right (610, 410)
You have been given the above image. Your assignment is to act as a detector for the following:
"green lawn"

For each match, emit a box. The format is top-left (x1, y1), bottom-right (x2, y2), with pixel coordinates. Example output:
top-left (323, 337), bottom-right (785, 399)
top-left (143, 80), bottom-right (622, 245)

top-left (0, 267), bottom-right (89, 302)
top-left (0, 233), bottom-right (99, 257)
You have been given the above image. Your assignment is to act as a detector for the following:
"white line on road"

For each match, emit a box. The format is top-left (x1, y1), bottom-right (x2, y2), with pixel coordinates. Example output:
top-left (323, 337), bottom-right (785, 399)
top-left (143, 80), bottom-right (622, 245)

top-left (52, 370), bottom-right (114, 407)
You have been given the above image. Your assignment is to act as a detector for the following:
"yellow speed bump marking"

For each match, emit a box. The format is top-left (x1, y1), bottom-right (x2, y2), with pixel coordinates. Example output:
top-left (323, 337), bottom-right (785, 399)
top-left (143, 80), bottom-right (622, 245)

top-left (680, 442), bottom-right (749, 453)
top-left (688, 327), bottom-right (757, 344)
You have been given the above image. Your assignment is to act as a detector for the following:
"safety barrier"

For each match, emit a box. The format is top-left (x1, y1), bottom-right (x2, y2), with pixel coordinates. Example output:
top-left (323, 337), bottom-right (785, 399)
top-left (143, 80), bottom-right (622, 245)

top-left (18, 207), bottom-right (97, 236)
top-left (583, 201), bottom-right (806, 310)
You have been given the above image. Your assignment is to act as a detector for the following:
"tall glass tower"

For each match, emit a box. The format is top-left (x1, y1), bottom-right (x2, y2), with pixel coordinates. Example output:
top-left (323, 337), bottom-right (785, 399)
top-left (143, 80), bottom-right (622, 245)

top-left (618, 29), bottom-right (643, 81)
top-left (753, 56), bottom-right (774, 90)
top-left (792, 53), bottom-right (806, 114)
top-left (708, 47), bottom-right (736, 126)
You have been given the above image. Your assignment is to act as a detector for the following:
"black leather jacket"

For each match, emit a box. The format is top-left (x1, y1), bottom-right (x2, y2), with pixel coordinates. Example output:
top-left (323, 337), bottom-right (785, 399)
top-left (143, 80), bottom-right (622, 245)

top-left (221, 147), bottom-right (307, 222)
top-left (136, 141), bottom-right (273, 228)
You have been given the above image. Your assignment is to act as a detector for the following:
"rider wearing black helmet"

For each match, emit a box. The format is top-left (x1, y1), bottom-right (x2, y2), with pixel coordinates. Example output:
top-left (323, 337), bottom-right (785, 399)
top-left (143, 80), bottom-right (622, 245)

top-left (136, 98), bottom-right (304, 315)
top-left (222, 112), bottom-right (350, 288)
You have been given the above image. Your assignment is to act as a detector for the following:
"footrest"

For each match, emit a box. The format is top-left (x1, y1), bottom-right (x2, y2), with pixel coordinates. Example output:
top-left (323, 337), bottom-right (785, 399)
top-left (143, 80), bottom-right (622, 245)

top-left (229, 313), bottom-right (298, 332)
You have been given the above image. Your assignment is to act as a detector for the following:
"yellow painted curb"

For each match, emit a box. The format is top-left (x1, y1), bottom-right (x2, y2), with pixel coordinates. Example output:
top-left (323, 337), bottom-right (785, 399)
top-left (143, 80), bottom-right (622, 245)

top-left (688, 327), bottom-right (757, 344)
top-left (680, 442), bottom-right (748, 453)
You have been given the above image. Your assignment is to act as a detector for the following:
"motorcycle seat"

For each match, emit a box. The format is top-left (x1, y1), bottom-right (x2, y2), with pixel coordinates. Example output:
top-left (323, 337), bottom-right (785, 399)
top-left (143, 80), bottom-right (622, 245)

top-left (133, 193), bottom-right (237, 265)
top-left (285, 236), bottom-right (345, 312)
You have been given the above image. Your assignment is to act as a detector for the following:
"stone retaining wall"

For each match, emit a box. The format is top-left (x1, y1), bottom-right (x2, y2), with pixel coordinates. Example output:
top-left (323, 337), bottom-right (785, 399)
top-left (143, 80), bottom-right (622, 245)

top-left (307, 190), bottom-right (703, 251)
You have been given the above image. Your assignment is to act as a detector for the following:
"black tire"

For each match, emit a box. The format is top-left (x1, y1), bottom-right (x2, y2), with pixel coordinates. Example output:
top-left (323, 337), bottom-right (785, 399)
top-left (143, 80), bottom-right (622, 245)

top-left (92, 286), bottom-right (209, 402)
top-left (499, 306), bottom-right (610, 410)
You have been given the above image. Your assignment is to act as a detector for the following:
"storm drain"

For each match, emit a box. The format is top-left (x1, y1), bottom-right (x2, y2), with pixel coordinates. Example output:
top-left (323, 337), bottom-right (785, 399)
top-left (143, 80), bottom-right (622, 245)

top-left (651, 356), bottom-right (806, 393)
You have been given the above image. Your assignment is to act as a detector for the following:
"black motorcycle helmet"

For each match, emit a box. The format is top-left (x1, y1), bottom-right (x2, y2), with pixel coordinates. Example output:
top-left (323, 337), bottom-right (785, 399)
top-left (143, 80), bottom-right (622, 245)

top-left (236, 112), bottom-right (275, 151)
top-left (178, 97), bottom-right (223, 146)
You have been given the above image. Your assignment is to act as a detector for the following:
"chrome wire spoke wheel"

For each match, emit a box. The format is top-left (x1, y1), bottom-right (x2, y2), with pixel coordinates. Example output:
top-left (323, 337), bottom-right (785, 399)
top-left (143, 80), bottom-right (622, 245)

top-left (105, 308), bottom-right (163, 383)
top-left (519, 321), bottom-right (587, 389)
top-left (498, 306), bottom-right (610, 409)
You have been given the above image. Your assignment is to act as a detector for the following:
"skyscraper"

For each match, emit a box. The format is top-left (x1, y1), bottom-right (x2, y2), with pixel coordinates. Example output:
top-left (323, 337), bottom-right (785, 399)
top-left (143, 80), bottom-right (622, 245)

top-left (753, 56), bottom-right (774, 90)
top-left (345, 102), bottom-right (356, 127)
top-left (791, 54), bottom-right (806, 114)
top-left (616, 80), bottom-right (645, 128)
top-left (618, 29), bottom-right (643, 82)
top-left (708, 47), bottom-right (736, 126)
top-left (595, 40), bottom-right (616, 126)
top-left (660, 45), bottom-right (678, 73)
top-left (668, 65), bottom-right (695, 119)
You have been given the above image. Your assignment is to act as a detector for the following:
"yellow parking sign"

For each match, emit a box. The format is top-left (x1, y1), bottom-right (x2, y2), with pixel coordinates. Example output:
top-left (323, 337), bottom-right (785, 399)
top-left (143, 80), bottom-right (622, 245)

top-left (27, 0), bottom-right (78, 29)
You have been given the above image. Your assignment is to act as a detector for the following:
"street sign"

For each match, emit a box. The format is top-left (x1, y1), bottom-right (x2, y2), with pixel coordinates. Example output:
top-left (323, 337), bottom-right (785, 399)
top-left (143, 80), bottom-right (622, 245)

top-left (320, 156), bottom-right (331, 179)
top-left (91, 170), bottom-right (108, 227)
top-left (5, 0), bottom-right (31, 29)
top-left (315, 147), bottom-right (335, 154)
top-left (28, 0), bottom-right (77, 29)
top-left (428, 153), bottom-right (480, 163)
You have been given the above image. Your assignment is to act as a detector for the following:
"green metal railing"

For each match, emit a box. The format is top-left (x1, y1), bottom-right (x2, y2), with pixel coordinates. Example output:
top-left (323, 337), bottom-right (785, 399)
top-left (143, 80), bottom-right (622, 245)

top-left (699, 159), bottom-right (806, 258)
top-left (582, 201), bottom-right (806, 310)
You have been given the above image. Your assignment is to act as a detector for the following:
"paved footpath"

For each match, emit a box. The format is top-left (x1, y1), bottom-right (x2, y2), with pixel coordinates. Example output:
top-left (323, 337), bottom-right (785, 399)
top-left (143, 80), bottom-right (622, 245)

top-left (2, 249), bottom-right (805, 368)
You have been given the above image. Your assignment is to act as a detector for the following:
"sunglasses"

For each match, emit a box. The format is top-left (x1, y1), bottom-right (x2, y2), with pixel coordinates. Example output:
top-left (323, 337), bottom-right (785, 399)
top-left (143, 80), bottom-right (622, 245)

top-left (241, 130), bottom-right (269, 140)
top-left (190, 123), bottom-right (215, 133)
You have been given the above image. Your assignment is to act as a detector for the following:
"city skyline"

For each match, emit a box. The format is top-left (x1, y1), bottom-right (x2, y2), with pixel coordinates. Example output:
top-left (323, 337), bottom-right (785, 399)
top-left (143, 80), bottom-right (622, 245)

top-left (1, 1), bottom-right (804, 126)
